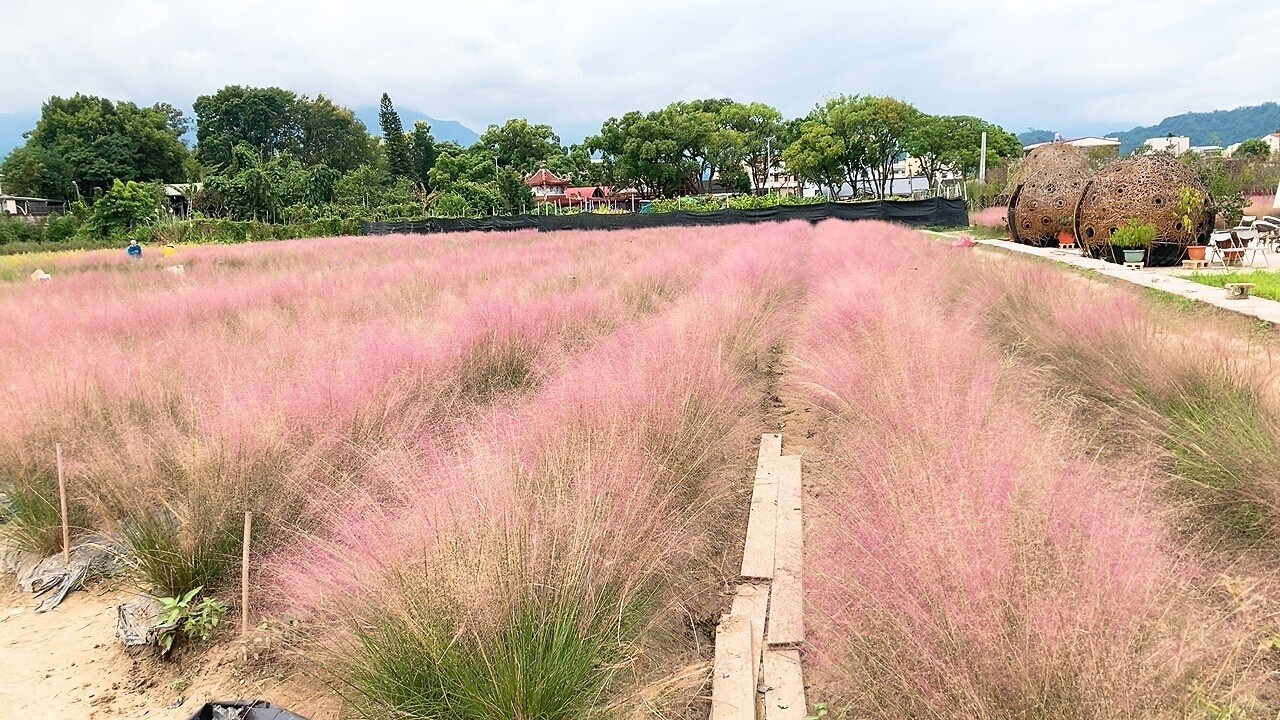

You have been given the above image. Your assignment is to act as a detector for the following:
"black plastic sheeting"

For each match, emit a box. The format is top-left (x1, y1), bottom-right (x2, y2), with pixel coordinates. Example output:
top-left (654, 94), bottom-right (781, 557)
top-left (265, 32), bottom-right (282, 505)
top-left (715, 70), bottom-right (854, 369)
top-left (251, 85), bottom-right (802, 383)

top-left (361, 197), bottom-right (968, 236)
top-left (184, 700), bottom-right (308, 720)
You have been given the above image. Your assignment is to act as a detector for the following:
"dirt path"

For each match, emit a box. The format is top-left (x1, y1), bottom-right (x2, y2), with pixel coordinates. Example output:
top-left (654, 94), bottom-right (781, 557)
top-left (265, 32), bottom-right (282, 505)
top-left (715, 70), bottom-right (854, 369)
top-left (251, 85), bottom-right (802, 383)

top-left (0, 582), bottom-right (338, 720)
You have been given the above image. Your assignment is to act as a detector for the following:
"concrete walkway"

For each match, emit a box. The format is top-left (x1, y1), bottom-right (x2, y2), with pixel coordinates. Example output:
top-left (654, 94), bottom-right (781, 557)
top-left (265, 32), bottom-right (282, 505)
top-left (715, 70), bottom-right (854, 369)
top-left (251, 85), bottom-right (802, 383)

top-left (939, 234), bottom-right (1280, 325)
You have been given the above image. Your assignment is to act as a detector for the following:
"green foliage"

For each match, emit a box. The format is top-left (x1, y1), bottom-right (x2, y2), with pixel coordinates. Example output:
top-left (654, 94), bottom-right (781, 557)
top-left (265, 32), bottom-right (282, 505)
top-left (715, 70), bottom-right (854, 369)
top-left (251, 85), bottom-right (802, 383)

top-left (1108, 220), bottom-right (1157, 248)
top-left (123, 510), bottom-right (243, 598)
top-left (646, 193), bottom-right (825, 213)
top-left (474, 118), bottom-right (568, 177)
top-left (89, 179), bottom-right (164, 237)
top-left (1187, 270), bottom-right (1280, 302)
top-left (1183, 153), bottom-right (1247, 226)
top-left (194, 86), bottom-right (372, 173)
top-left (1109, 101), bottom-right (1280, 154)
top-left (348, 594), bottom-right (644, 720)
top-left (431, 192), bottom-right (473, 217)
top-left (782, 121), bottom-right (847, 198)
top-left (1176, 185), bottom-right (1206, 236)
top-left (1235, 138), bottom-right (1272, 160)
top-left (0, 473), bottom-right (81, 556)
top-left (906, 115), bottom-right (1022, 186)
top-left (2, 94), bottom-right (189, 199)
top-left (0, 217), bottom-right (46, 244)
top-left (378, 93), bottom-right (413, 179)
top-left (155, 585), bottom-right (228, 656)
top-left (409, 121), bottom-right (438, 190)
top-left (495, 167), bottom-right (534, 214)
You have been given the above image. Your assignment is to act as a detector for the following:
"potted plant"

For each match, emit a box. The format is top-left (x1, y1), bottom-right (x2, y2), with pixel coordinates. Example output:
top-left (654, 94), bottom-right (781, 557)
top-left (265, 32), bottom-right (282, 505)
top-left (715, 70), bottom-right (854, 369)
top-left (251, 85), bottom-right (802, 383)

top-left (1055, 216), bottom-right (1075, 248)
top-left (1108, 220), bottom-right (1157, 265)
top-left (1177, 186), bottom-right (1207, 261)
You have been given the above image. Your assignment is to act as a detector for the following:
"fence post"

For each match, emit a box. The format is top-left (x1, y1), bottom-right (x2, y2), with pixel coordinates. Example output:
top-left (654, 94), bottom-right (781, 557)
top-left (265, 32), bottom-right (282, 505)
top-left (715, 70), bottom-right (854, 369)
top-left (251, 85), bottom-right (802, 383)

top-left (241, 511), bottom-right (253, 636)
top-left (57, 443), bottom-right (69, 564)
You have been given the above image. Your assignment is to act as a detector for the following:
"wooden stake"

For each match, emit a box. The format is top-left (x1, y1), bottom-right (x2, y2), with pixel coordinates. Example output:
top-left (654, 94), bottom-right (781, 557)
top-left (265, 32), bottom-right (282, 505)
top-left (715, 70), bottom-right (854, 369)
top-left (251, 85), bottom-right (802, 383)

top-left (56, 443), bottom-right (69, 564)
top-left (241, 511), bottom-right (253, 636)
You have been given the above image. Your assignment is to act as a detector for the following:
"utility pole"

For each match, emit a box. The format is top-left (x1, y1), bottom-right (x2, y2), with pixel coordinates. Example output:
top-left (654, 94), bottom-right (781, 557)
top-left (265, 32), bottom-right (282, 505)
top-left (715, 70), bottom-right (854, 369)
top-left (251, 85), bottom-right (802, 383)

top-left (978, 131), bottom-right (988, 184)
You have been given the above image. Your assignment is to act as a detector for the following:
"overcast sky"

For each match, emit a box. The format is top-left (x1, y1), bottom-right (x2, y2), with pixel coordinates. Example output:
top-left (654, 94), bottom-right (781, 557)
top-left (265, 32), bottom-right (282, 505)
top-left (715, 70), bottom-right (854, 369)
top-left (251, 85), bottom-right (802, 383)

top-left (1, 0), bottom-right (1275, 142)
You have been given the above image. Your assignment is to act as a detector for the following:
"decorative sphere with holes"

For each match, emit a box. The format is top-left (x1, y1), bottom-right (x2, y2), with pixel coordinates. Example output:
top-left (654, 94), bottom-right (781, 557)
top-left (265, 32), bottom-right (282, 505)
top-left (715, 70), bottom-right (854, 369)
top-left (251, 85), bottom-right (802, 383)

top-left (1007, 143), bottom-right (1092, 247)
top-left (1075, 154), bottom-right (1211, 267)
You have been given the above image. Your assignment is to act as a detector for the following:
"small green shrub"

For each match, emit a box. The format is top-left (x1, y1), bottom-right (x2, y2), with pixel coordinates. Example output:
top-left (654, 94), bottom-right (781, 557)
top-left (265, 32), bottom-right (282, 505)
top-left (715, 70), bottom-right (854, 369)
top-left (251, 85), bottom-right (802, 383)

top-left (1109, 220), bottom-right (1157, 249)
top-left (155, 585), bottom-right (228, 655)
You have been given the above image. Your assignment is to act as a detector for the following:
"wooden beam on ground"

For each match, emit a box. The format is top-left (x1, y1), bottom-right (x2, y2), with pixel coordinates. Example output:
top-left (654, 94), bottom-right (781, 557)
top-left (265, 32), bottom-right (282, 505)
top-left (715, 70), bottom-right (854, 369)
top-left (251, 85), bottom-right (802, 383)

top-left (762, 649), bottom-right (806, 720)
top-left (758, 433), bottom-right (782, 464)
top-left (711, 614), bottom-right (756, 720)
top-left (740, 457), bottom-right (780, 581)
top-left (730, 582), bottom-right (770, 678)
top-left (767, 454), bottom-right (804, 648)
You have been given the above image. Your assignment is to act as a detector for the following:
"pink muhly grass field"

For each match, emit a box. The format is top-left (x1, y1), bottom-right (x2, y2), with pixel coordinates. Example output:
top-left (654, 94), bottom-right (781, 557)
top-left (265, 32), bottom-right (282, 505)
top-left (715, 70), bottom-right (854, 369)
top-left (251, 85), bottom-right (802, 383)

top-left (792, 222), bottom-right (1188, 717)
top-left (969, 205), bottom-right (1009, 229)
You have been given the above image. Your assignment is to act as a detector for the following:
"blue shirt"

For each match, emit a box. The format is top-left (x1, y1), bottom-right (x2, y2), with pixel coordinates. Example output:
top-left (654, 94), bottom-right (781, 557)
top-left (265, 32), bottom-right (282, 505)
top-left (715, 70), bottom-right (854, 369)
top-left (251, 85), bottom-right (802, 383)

top-left (127, 244), bottom-right (142, 257)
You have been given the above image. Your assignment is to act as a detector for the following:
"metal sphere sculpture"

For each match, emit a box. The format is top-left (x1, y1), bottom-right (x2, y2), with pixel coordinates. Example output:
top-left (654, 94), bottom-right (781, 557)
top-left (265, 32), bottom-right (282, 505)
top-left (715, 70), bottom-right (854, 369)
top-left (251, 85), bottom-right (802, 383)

top-left (1075, 154), bottom-right (1211, 267)
top-left (1007, 143), bottom-right (1093, 247)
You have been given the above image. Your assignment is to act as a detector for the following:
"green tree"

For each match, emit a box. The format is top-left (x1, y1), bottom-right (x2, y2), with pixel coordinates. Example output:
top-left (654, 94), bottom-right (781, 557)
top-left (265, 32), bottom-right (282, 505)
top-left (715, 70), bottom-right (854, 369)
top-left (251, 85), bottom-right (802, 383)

top-left (905, 115), bottom-right (1021, 187)
top-left (89, 179), bottom-right (164, 236)
top-left (194, 86), bottom-right (301, 168)
top-left (587, 110), bottom-right (694, 197)
top-left (720, 102), bottom-right (785, 193)
top-left (472, 118), bottom-right (568, 177)
top-left (1235, 138), bottom-right (1272, 160)
top-left (378, 93), bottom-right (412, 178)
top-left (2, 94), bottom-right (190, 199)
top-left (409, 121), bottom-right (438, 190)
top-left (781, 121), bottom-right (845, 198)
top-left (297, 95), bottom-right (375, 173)
top-left (495, 167), bottom-right (534, 214)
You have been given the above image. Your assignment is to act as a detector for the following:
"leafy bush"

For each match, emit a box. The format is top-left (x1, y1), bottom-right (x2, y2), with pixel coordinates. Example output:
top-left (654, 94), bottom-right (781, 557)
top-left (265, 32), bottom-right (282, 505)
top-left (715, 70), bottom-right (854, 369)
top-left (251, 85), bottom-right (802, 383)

top-left (89, 179), bottom-right (164, 238)
top-left (0, 473), bottom-right (75, 556)
top-left (0, 218), bottom-right (45, 244)
top-left (1108, 220), bottom-right (1157, 248)
top-left (155, 585), bottom-right (228, 655)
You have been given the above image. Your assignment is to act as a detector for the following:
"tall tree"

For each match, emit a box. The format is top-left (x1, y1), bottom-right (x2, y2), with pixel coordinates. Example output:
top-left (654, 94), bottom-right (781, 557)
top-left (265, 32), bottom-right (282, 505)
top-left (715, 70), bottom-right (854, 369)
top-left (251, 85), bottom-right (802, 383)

top-left (472, 118), bottom-right (568, 177)
top-left (721, 102), bottom-right (785, 193)
top-left (1, 94), bottom-right (189, 199)
top-left (379, 93), bottom-right (412, 178)
top-left (194, 86), bottom-right (301, 168)
top-left (409, 121), bottom-right (438, 190)
top-left (781, 121), bottom-right (845, 198)
top-left (297, 95), bottom-right (375, 173)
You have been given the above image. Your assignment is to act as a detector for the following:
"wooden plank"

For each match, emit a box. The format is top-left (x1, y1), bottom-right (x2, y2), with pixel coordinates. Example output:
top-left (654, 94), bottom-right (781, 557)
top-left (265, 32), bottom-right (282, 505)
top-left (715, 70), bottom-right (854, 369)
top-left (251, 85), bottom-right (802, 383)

top-left (730, 582), bottom-right (770, 677)
top-left (710, 614), bottom-right (756, 720)
top-left (763, 649), bottom-right (806, 720)
top-left (767, 455), bottom-right (804, 647)
top-left (740, 458), bottom-right (780, 580)
top-left (758, 433), bottom-right (783, 463)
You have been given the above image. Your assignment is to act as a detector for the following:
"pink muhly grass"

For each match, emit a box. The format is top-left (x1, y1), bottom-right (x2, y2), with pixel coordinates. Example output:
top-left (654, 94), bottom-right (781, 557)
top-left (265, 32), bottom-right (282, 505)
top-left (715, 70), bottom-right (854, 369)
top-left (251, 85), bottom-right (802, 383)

top-left (970, 205), bottom-right (1009, 229)
top-left (793, 221), bottom-right (1187, 717)
top-left (265, 225), bottom-right (806, 714)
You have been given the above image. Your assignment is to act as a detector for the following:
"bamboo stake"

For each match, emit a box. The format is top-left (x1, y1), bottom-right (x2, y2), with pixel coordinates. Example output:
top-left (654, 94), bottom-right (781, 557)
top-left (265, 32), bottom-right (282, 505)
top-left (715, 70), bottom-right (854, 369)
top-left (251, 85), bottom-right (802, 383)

top-left (241, 511), bottom-right (253, 636)
top-left (57, 443), bottom-right (69, 564)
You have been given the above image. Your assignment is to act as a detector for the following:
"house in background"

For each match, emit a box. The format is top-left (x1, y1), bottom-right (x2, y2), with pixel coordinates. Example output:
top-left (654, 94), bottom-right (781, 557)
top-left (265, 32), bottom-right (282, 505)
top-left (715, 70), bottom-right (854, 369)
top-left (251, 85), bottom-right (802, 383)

top-left (524, 165), bottom-right (638, 210)
top-left (1143, 136), bottom-right (1190, 154)
top-left (1, 194), bottom-right (66, 219)
top-left (1022, 135), bottom-right (1122, 156)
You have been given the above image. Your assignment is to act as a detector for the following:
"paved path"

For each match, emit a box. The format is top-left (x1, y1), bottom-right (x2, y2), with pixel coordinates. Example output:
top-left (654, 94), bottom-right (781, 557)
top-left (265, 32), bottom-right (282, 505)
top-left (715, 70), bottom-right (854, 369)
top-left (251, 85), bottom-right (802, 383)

top-left (935, 234), bottom-right (1280, 325)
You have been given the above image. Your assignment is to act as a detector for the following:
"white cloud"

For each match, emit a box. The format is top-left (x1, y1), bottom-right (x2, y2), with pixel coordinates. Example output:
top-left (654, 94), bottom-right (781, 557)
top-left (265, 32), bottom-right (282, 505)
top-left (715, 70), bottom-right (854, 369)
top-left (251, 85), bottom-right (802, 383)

top-left (1, 0), bottom-right (1276, 140)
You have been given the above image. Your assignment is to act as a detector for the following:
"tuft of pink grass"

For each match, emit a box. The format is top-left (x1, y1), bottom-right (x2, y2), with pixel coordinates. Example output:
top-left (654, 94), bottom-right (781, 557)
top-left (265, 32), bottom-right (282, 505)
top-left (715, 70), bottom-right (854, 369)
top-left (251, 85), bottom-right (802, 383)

top-left (792, 221), bottom-right (1188, 717)
top-left (970, 205), bottom-right (1009, 229)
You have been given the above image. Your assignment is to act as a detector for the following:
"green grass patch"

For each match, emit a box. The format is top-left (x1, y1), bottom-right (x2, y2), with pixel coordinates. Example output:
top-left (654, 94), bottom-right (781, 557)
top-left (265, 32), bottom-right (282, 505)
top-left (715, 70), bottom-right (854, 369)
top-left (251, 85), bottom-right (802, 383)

top-left (348, 591), bottom-right (646, 720)
top-left (0, 474), bottom-right (74, 556)
top-left (1186, 270), bottom-right (1280, 301)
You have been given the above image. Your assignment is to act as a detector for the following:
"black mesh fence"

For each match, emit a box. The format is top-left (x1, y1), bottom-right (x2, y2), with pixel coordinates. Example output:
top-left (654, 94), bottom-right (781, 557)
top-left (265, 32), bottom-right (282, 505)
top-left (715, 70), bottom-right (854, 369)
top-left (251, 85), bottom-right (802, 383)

top-left (360, 197), bottom-right (968, 236)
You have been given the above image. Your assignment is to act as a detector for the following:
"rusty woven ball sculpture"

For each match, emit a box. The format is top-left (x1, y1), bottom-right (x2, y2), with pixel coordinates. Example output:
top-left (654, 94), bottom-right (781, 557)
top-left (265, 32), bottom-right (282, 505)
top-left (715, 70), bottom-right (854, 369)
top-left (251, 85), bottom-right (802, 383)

top-left (1007, 143), bottom-right (1092, 247)
top-left (1075, 153), bottom-right (1211, 267)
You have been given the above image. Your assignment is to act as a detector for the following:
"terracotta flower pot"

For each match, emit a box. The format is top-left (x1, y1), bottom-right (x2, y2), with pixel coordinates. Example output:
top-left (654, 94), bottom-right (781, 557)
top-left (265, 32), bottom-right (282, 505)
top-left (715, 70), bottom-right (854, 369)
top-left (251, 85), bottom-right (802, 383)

top-left (1186, 245), bottom-right (1206, 261)
top-left (1057, 230), bottom-right (1074, 248)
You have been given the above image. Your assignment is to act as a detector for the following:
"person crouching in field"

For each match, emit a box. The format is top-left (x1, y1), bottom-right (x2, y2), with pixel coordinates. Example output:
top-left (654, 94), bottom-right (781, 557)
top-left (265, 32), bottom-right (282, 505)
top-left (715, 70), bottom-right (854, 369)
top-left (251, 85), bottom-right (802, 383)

top-left (127, 239), bottom-right (142, 258)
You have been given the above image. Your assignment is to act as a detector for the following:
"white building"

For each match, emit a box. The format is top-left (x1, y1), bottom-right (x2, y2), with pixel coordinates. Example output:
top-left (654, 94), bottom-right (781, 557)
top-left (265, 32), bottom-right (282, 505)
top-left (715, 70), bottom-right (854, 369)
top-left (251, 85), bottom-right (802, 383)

top-left (1143, 136), bottom-right (1190, 154)
top-left (1023, 136), bottom-right (1122, 154)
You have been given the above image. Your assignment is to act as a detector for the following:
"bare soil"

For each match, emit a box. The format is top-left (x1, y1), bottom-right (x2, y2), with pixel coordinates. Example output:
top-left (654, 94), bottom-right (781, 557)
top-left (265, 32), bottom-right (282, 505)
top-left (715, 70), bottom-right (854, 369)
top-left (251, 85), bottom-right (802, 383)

top-left (0, 582), bottom-right (338, 720)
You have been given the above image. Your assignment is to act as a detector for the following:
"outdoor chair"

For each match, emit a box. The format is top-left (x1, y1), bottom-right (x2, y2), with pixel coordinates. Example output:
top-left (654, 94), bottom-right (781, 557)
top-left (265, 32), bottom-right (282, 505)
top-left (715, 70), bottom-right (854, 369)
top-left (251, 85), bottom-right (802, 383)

top-left (1238, 215), bottom-right (1257, 229)
top-left (1237, 229), bottom-right (1269, 268)
top-left (1255, 219), bottom-right (1279, 250)
top-left (1208, 230), bottom-right (1233, 265)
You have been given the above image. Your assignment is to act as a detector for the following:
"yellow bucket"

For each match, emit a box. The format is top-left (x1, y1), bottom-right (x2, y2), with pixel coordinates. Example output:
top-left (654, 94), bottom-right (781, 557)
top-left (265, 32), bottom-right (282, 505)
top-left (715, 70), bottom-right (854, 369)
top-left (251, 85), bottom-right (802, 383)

top-left (162, 244), bottom-right (177, 258)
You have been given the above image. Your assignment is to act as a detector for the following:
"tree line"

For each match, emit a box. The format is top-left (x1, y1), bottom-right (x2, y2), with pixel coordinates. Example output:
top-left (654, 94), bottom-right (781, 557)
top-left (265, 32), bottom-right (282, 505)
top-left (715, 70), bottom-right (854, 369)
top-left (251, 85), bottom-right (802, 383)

top-left (0, 86), bottom-right (1024, 240)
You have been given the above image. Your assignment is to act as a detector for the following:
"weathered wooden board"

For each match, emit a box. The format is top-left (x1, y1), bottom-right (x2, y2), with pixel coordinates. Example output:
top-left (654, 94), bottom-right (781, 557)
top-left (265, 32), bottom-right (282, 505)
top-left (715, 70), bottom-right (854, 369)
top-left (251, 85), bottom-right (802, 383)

top-left (740, 457), bottom-right (780, 581)
top-left (730, 582), bottom-right (770, 675)
top-left (767, 454), bottom-right (804, 647)
top-left (711, 614), bottom-right (756, 720)
top-left (758, 433), bottom-right (782, 463)
top-left (763, 648), bottom-right (806, 720)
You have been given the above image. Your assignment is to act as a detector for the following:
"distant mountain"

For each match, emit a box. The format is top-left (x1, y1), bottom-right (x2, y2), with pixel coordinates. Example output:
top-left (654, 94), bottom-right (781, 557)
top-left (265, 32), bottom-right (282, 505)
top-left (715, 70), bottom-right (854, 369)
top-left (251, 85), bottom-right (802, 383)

top-left (1109, 103), bottom-right (1280, 154)
top-left (1016, 104), bottom-right (1280, 155)
top-left (353, 107), bottom-right (479, 147)
top-left (0, 110), bottom-right (39, 159)
top-left (1017, 129), bottom-right (1057, 146)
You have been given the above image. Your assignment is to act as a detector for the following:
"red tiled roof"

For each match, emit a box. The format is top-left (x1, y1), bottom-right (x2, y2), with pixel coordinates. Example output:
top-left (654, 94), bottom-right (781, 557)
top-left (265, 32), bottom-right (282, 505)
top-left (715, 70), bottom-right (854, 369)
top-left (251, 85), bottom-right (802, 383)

top-left (566, 186), bottom-right (607, 199)
top-left (525, 166), bottom-right (569, 187)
